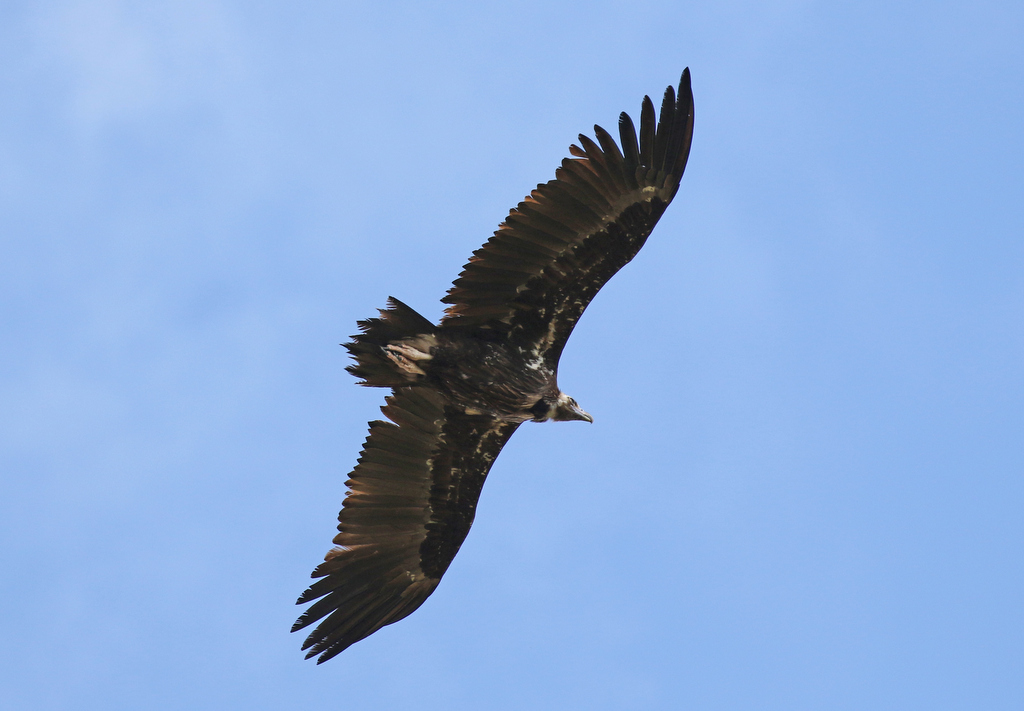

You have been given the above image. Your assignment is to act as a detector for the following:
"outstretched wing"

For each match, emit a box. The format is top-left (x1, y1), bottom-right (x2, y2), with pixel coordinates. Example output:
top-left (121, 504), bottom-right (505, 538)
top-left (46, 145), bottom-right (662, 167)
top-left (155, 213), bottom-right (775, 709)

top-left (441, 69), bottom-right (695, 362)
top-left (293, 387), bottom-right (520, 663)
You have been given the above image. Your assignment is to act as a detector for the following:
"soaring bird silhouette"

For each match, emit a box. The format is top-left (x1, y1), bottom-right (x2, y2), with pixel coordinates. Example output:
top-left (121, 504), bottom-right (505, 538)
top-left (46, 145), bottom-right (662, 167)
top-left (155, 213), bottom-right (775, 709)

top-left (294, 70), bottom-right (695, 663)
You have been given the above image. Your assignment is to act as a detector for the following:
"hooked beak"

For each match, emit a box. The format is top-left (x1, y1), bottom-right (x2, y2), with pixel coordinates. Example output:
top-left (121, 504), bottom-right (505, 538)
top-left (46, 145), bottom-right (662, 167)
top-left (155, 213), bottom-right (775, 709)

top-left (571, 404), bottom-right (593, 423)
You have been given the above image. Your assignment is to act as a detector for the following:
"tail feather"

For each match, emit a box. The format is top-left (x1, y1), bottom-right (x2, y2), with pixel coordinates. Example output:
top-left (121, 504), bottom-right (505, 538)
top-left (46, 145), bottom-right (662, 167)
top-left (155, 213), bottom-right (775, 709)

top-left (345, 298), bottom-right (437, 387)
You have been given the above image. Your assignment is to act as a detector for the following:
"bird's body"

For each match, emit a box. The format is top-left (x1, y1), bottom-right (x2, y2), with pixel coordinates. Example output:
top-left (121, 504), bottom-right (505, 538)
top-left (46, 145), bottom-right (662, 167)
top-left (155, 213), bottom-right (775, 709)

top-left (349, 305), bottom-right (584, 423)
top-left (424, 336), bottom-right (563, 423)
top-left (294, 70), bottom-right (695, 663)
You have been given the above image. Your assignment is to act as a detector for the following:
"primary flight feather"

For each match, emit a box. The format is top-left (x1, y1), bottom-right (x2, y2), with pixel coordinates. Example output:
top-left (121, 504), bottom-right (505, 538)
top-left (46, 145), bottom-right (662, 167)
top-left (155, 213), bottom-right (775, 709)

top-left (294, 69), bottom-right (695, 663)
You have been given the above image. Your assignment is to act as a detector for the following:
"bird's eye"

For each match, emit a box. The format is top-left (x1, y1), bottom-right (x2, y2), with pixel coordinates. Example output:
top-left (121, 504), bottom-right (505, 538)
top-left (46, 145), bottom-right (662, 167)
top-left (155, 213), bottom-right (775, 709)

top-left (569, 398), bottom-right (577, 406)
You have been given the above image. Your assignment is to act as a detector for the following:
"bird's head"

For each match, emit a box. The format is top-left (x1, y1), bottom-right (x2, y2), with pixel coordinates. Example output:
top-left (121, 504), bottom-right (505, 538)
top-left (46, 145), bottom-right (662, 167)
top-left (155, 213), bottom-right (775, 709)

top-left (544, 391), bottom-right (593, 423)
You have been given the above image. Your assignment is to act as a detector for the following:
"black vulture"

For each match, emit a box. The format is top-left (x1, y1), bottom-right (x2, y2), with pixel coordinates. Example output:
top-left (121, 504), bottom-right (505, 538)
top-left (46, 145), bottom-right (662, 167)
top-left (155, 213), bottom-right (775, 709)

top-left (294, 70), bottom-right (695, 663)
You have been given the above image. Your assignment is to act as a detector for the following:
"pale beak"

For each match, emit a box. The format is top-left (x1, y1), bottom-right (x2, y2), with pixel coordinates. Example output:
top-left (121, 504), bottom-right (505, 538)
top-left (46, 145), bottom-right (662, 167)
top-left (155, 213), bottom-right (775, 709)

top-left (571, 404), bottom-right (593, 423)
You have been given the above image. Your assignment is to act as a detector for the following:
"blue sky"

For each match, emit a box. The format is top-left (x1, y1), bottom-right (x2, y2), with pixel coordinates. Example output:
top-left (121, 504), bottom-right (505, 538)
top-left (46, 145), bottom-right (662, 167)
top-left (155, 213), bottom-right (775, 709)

top-left (2, 1), bottom-right (1022, 709)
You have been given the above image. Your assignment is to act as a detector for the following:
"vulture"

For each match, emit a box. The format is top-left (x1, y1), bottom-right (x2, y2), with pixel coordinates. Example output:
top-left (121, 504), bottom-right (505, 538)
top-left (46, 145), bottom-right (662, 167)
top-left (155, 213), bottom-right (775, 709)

top-left (294, 69), bottom-right (695, 663)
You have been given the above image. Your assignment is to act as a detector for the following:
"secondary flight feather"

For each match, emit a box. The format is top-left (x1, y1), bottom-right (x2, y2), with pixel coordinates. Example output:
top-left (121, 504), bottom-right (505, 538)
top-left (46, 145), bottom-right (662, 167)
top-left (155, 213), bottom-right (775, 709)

top-left (294, 69), bottom-right (695, 663)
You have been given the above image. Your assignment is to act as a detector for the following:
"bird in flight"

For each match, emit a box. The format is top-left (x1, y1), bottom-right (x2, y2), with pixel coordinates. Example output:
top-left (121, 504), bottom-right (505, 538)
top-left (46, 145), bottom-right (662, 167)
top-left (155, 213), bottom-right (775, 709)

top-left (294, 70), bottom-right (695, 663)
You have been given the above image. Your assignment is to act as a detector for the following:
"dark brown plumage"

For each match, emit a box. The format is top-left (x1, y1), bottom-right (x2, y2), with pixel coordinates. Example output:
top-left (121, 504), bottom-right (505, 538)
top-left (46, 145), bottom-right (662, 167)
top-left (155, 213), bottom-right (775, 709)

top-left (294, 70), bottom-right (695, 663)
